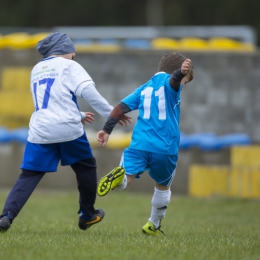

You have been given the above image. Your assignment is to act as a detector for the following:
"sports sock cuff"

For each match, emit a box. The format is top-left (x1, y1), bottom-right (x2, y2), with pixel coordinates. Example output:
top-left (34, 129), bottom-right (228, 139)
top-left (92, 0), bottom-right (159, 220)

top-left (154, 188), bottom-right (171, 198)
top-left (79, 208), bottom-right (91, 220)
top-left (113, 174), bottom-right (127, 191)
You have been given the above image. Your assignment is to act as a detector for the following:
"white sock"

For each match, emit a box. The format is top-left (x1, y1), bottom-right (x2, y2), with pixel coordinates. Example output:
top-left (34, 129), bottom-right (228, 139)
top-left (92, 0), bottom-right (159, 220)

top-left (149, 188), bottom-right (171, 228)
top-left (113, 174), bottom-right (127, 191)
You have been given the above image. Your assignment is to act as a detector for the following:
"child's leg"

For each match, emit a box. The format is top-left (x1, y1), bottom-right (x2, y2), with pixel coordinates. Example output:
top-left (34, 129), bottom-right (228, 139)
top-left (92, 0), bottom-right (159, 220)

top-left (113, 150), bottom-right (138, 191)
top-left (71, 157), bottom-right (105, 230)
top-left (113, 174), bottom-right (136, 191)
top-left (1, 170), bottom-right (45, 221)
top-left (146, 153), bottom-right (176, 228)
top-left (97, 148), bottom-right (147, 196)
top-left (70, 157), bottom-right (97, 217)
top-left (149, 186), bottom-right (171, 228)
top-left (97, 166), bottom-right (126, 196)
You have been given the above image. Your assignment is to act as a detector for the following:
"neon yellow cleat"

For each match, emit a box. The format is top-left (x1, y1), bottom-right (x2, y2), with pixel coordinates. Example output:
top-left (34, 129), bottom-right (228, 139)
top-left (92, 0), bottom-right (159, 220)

top-left (142, 221), bottom-right (165, 236)
top-left (97, 166), bottom-right (125, 196)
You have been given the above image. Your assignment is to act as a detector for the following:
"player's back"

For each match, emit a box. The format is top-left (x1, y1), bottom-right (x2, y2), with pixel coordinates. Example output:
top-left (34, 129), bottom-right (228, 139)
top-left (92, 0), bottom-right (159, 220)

top-left (28, 57), bottom-right (88, 144)
top-left (123, 72), bottom-right (182, 155)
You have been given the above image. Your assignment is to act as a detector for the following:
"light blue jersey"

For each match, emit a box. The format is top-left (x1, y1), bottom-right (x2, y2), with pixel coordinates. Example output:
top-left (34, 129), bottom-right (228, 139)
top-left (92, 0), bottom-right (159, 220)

top-left (122, 72), bottom-right (182, 155)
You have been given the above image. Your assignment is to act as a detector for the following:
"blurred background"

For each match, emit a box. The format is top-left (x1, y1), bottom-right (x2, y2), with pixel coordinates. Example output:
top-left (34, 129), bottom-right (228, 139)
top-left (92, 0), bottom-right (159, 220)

top-left (0, 0), bottom-right (259, 198)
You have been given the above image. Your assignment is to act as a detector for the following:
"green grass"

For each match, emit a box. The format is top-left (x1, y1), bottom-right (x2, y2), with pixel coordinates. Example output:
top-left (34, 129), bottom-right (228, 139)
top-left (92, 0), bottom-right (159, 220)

top-left (0, 190), bottom-right (260, 260)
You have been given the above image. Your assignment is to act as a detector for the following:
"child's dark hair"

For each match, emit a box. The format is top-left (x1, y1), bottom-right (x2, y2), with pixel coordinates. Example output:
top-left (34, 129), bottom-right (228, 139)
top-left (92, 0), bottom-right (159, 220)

top-left (158, 52), bottom-right (194, 81)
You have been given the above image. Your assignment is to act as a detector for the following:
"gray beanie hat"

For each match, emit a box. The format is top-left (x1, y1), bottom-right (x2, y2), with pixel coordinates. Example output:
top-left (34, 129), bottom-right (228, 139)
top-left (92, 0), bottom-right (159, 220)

top-left (37, 32), bottom-right (76, 58)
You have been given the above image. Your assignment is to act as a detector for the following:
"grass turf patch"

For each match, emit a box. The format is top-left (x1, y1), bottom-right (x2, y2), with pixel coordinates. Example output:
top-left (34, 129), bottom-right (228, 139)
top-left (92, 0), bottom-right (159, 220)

top-left (0, 190), bottom-right (259, 260)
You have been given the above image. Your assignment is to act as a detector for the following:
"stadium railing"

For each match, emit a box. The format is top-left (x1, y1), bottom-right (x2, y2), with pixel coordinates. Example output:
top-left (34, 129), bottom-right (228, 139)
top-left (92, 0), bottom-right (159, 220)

top-left (0, 127), bottom-right (252, 149)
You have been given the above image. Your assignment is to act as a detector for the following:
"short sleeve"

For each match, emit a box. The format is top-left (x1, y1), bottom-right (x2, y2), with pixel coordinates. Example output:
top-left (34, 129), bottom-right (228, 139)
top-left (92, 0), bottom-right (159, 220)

top-left (121, 88), bottom-right (140, 111)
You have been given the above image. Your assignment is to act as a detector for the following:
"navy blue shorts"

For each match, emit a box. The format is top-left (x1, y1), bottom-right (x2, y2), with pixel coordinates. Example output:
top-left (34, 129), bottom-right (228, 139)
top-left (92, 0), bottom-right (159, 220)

top-left (20, 133), bottom-right (93, 172)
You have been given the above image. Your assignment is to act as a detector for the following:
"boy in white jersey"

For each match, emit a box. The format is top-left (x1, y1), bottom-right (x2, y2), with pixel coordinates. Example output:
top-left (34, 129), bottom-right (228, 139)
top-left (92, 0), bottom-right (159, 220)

top-left (0, 32), bottom-right (130, 232)
top-left (96, 52), bottom-right (193, 236)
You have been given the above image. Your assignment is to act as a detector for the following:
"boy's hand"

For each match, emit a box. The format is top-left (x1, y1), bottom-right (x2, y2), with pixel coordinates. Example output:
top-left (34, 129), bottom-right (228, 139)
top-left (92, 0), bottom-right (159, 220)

top-left (181, 59), bottom-right (192, 75)
top-left (118, 114), bottom-right (132, 127)
top-left (97, 130), bottom-right (110, 146)
top-left (82, 112), bottom-right (94, 125)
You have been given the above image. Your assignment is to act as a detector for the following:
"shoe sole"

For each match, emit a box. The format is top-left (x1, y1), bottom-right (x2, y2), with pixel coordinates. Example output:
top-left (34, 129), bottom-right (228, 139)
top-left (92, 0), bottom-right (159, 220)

top-left (97, 166), bottom-right (125, 196)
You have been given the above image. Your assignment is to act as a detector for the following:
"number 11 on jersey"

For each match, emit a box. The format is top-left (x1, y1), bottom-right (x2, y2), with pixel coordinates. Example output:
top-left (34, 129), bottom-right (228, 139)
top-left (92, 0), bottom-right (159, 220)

top-left (141, 86), bottom-right (166, 120)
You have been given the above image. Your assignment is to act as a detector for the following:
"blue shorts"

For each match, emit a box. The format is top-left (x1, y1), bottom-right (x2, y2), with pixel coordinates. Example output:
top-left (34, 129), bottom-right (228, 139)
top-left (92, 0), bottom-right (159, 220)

top-left (20, 133), bottom-right (93, 172)
top-left (120, 148), bottom-right (178, 186)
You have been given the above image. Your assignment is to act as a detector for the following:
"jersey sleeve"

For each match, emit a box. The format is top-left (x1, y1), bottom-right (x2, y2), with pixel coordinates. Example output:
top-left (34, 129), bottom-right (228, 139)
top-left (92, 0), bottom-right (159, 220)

top-left (66, 61), bottom-right (94, 95)
top-left (121, 88), bottom-right (140, 111)
top-left (80, 84), bottom-right (113, 118)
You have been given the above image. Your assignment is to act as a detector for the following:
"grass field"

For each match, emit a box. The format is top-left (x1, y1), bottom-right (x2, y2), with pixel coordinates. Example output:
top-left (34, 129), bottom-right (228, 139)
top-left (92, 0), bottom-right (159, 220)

top-left (0, 190), bottom-right (259, 260)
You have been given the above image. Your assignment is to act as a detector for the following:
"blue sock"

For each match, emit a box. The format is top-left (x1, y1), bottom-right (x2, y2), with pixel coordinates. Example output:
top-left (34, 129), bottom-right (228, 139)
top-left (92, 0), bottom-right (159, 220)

top-left (3, 212), bottom-right (12, 223)
top-left (79, 208), bottom-right (91, 221)
top-left (5, 213), bottom-right (11, 219)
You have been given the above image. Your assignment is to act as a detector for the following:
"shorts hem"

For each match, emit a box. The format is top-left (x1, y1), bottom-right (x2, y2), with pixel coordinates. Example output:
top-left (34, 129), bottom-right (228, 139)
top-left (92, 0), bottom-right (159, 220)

top-left (61, 154), bottom-right (93, 166)
top-left (20, 166), bottom-right (57, 172)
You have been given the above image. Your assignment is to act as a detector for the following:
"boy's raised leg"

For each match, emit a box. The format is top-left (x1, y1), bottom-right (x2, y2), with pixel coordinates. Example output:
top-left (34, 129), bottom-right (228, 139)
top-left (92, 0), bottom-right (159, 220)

top-left (97, 166), bottom-right (125, 196)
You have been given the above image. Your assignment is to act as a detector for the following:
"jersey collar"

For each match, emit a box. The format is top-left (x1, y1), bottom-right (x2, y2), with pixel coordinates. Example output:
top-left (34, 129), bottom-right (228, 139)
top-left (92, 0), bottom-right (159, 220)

top-left (155, 71), bottom-right (167, 76)
top-left (41, 56), bottom-right (57, 62)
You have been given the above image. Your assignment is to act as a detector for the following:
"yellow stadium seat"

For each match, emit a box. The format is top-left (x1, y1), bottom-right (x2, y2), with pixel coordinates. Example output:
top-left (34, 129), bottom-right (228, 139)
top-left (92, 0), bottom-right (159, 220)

top-left (0, 34), bottom-right (6, 49)
top-left (239, 43), bottom-right (256, 52)
top-left (151, 37), bottom-right (179, 50)
top-left (208, 37), bottom-right (256, 52)
top-left (0, 67), bottom-right (32, 128)
top-left (0, 92), bottom-right (34, 119)
top-left (0, 32), bottom-right (50, 49)
top-left (3, 33), bottom-right (31, 49)
top-left (0, 94), bottom-right (32, 128)
top-left (178, 37), bottom-right (208, 50)
top-left (1, 67), bottom-right (31, 91)
top-left (26, 32), bottom-right (51, 48)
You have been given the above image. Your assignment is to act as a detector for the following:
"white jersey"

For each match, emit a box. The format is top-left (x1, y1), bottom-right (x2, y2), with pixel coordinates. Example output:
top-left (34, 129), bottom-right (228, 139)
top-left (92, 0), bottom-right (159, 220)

top-left (28, 56), bottom-right (113, 144)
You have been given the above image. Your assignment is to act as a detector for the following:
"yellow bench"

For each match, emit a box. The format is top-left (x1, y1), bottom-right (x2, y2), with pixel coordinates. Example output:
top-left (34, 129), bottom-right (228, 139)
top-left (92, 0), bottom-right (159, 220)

top-left (189, 165), bottom-right (260, 199)
top-left (188, 146), bottom-right (260, 198)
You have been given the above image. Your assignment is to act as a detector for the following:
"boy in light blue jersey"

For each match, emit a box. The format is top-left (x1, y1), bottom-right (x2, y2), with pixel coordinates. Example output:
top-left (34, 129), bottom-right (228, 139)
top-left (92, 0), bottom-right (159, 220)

top-left (96, 52), bottom-right (193, 236)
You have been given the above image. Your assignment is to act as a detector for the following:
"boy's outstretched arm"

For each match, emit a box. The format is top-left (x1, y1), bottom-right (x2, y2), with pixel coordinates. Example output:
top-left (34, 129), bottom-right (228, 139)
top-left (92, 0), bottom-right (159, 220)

top-left (80, 83), bottom-right (131, 127)
top-left (170, 58), bottom-right (192, 91)
top-left (97, 102), bottom-right (131, 146)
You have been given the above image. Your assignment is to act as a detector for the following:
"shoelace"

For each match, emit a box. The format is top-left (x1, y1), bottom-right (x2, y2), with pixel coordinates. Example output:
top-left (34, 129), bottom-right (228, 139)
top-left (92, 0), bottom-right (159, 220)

top-left (155, 220), bottom-right (166, 236)
top-left (155, 225), bottom-right (166, 236)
